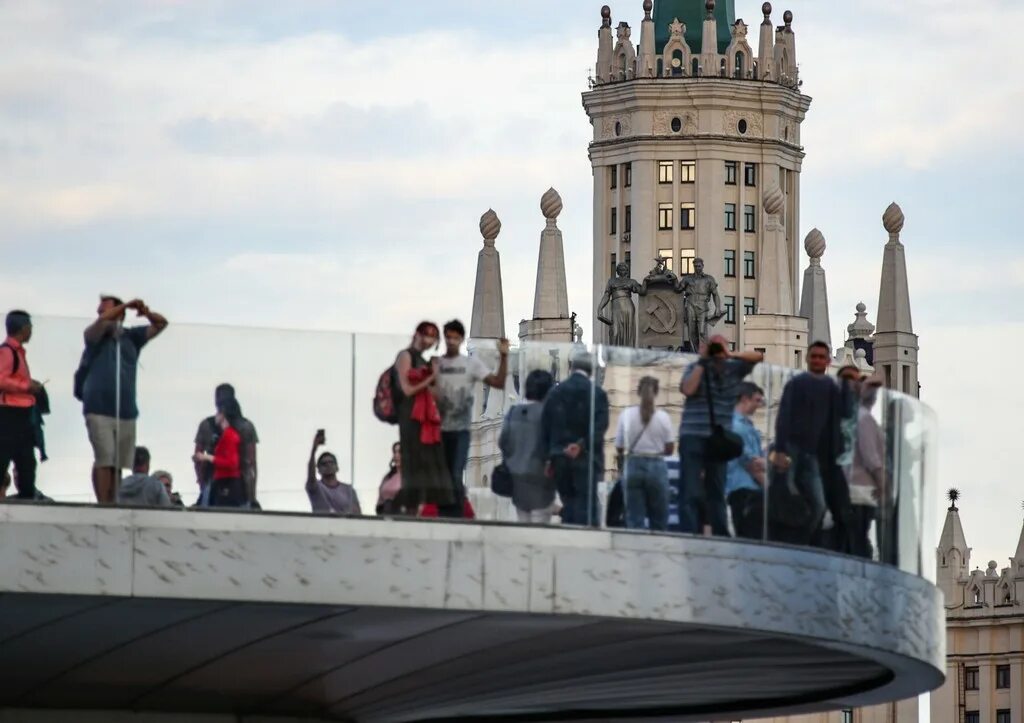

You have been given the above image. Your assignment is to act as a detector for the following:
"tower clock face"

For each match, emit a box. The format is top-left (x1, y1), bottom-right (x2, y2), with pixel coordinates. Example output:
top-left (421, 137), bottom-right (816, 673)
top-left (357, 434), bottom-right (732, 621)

top-left (671, 57), bottom-right (681, 68)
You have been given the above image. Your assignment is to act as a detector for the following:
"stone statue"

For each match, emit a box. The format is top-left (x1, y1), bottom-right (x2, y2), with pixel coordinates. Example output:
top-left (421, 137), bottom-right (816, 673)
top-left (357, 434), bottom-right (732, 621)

top-left (637, 259), bottom-right (682, 349)
top-left (597, 262), bottom-right (645, 347)
top-left (647, 256), bottom-right (678, 285)
top-left (675, 257), bottom-right (724, 351)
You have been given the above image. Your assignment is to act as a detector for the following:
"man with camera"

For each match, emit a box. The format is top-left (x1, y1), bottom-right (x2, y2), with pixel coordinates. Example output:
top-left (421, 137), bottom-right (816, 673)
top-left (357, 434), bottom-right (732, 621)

top-left (677, 335), bottom-right (763, 536)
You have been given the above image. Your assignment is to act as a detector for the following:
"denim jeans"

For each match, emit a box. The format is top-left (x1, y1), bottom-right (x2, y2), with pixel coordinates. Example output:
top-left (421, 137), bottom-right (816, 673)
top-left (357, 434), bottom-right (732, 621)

top-left (552, 456), bottom-right (600, 528)
top-left (772, 447), bottom-right (828, 545)
top-left (678, 435), bottom-right (729, 536)
top-left (440, 430), bottom-right (470, 518)
top-left (624, 456), bottom-right (670, 531)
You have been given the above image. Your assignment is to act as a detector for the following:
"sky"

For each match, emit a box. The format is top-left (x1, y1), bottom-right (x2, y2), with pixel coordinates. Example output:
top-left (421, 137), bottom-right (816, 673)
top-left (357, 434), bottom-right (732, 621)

top-left (1, 0), bottom-right (1023, 566)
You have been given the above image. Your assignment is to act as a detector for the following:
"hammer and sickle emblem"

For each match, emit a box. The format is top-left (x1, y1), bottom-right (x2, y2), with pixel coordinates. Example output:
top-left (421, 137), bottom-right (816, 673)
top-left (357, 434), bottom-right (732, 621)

top-left (643, 296), bottom-right (676, 334)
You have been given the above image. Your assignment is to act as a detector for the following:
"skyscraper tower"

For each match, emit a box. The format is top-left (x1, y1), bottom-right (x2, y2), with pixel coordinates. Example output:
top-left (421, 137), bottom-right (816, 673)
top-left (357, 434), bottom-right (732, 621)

top-left (583, 0), bottom-right (811, 351)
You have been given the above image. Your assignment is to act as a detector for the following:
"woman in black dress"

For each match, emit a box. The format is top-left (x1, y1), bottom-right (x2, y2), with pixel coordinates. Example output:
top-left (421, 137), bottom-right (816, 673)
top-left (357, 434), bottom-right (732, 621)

top-left (394, 322), bottom-right (455, 513)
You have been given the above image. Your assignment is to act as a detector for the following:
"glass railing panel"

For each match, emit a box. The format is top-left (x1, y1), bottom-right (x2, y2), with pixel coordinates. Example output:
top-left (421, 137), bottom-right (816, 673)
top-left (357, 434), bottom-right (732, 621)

top-left (3, 316), bottom-right (940, 581)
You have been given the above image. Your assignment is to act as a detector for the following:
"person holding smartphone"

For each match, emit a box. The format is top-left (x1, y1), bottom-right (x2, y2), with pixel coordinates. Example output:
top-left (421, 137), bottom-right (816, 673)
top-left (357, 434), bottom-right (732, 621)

top-left (306, 429), bottom-right (361, 516)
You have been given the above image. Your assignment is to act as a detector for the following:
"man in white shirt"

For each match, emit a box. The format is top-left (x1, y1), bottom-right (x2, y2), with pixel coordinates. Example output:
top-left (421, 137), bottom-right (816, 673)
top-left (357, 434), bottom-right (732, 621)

top-left (433, 319), bottom-right (508, 516)
top-left (615, 376), bottom-right (676, 531)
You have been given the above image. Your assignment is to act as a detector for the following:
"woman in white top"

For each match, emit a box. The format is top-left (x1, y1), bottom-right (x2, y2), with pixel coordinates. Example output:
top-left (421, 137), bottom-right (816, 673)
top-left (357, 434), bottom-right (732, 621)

top-left (615, 376), bottom-right (675, 531)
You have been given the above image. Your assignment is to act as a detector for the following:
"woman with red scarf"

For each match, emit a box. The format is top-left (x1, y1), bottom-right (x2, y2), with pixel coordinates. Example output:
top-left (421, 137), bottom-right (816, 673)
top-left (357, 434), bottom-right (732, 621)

top-left (394, 321), bottom-right (456, 515)
top-left (192, 398), bottom-right (247, 507)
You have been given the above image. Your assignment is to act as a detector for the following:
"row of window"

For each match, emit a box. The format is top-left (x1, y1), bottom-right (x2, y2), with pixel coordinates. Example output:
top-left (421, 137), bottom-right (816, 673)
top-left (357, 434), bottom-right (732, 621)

top-left (965, 664), bottom-right (1012, 690)
top-left (643, 203), bottom-right (756, 232)
top-left (609, 162), bottom-right (757, 189)
top-left (612, 250), bottom-right (757, 284)
top-left (965, 711), bottom-right (1011, 723)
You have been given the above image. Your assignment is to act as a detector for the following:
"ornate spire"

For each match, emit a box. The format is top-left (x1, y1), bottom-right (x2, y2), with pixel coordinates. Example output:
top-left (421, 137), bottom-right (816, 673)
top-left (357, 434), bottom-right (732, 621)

top-left (799, 228), bottom-right (832, 349)
top-left (938, 488), bottom-right (970, 580)
top-left (847, 302), bottom-right (875, 341)
top-left (470, 209), bottom-right (506, 340)
top-left (654, 0), bottom-right (735, 55)
top-left (876, 202), bottom-right (913, 335)
top-left (758, 181), bottom-right (793, 314)
top-left (532, 189), bottom-right (570, 321)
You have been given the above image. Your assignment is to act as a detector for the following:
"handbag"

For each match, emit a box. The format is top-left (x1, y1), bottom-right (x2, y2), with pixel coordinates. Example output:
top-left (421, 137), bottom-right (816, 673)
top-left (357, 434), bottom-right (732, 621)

top-left (703, 364), bottom-right (743, 463)
top-left (490, 463), bottom-right (513, 498)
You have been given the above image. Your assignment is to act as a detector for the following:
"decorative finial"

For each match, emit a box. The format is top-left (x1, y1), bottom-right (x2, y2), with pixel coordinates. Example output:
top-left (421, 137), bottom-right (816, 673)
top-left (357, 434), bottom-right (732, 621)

top-left (763, 183), bottom-right (784, 217)
top-left (540, 188), bottom-right (563, 220)
top-left (948, 487), bottom-right (961, 510)
top-left (762, 2), bottom-right (772, 20)
top-left (601, 5), bottom-right (611, 27)
top-left (856, 301), bottom-right (867, 313)
top-left (706, 0), bottom-right (716, 18)
top-left (804, 228), bottom-right (826, 259)
top-left (479, 209), bottom-right (501, 242)
top-left (669, 17), bottom-right (684, 36)
top-left (643, 0), bottom-right (653, 18)
top-left (783, 9), bottom-right (793, 27)
top-left (883, 202), bottom-right (905, 237)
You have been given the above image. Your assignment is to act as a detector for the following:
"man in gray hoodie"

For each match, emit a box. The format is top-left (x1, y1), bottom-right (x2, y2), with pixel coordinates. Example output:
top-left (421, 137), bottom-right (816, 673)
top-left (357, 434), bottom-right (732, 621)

top-left (118, 446), bottom-right (172, 507)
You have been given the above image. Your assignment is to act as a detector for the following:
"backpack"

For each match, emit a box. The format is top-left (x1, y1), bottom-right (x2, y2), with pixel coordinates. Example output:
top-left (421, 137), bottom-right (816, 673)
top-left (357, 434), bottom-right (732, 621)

top-left (73, 339), bottom-right (107, 402)
top-left (0, 343), bottom-right (20, 376)
top-left (373, 366), bottom-right (402, 424)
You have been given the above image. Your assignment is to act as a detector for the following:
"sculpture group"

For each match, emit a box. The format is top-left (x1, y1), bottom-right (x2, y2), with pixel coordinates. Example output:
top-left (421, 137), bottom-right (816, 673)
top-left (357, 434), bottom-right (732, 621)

top-left (597, 258), bottom-right (724, 351)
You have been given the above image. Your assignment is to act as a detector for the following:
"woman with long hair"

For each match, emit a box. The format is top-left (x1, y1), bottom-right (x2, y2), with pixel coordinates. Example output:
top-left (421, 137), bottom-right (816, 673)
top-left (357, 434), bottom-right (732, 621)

top-left (376, 441), bottom-right (402, 515)
top-left (394, 322), bottom-right (454, 513)
top-left (614, 376), bottom-right (675, 531)
top-left (499, 369), bottom-right (556, 524)
top-left (193, 398), bottom-right (247, 507)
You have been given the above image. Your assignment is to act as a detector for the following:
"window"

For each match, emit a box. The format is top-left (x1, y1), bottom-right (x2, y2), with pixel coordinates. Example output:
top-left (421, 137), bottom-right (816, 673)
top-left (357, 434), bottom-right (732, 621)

top-left (671, 117), bottom-right (682, 132)
top-left (734, 51), bottom-right (746, 79)
top-left (724, 250), bottom-right (736, 278)
top-left (610, 253), bottom-right (617, 278)
top-left (997, 710), bottom-right (1011, 723)
top-left (680, 161), bottom-right (696, 183)
top-left (624, 250), bottom-right (631, 274)
top-left (965, 667), bottom-right (979, 690)
top-left (610, 165), bottom-right (618, 189)
top-left (743, 251), bottom-right (756, 279)
top-left (744, 204), bottom-right (756, 232)
top-left (745, 163), bottom-right (757, 187)
top-left (996, 664), bottom-right (1011, 689)
top-left (624, 162), bottom-right (632, 187)
top-left (840, 711), bottom-right (853, 723)
top-left (624, 205), bottom-right (632, 234)
top-left (658, 203), bottom-right (673, 230)
top-left (723, 296), bottom-right (736, 324)
top-left (680, 249), bottom-right (696, 275)
top-left (658, 248), bottom-right (674, 272)
top-left (725, 203), bottom-right (737, 231)
top-left (743, 297), bottom-right (756, 316)
top-left (659, 161), bottom-right (673, 184)
top-left (964, 713), bottom-right (979, 723)
top-left (725, 161), bottom-right (737, 185)
top-left (610, 207), bottom-right (617, 235)
top-left (680, 203), bottom-right (695, 230)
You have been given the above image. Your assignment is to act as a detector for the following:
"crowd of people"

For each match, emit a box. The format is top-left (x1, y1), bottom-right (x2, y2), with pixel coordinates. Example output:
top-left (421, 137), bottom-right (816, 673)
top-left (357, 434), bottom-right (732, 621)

top-left (1, 303), bottom-right (898, 561)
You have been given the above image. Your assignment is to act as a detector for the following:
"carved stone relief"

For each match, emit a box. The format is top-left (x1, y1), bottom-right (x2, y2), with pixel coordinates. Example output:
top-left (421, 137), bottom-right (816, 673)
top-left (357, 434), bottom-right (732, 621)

top-left (652, 110), bottom-right (697, 136)
top-left (601, 114), bottom-right (633, 140)
top-left (723, 110), bottom-right (763, 138)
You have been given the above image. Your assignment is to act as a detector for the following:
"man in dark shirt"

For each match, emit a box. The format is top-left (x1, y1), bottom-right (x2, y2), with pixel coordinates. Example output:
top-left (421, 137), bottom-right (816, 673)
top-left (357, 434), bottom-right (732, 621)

top-left (194, 383), bottom-right (259, 506)
top-left (81, 296), bottom-right (167, 504)
top-left (770, 340), bottom-right (841, 546)
top-left (541, 354), bottom-right (609, 528)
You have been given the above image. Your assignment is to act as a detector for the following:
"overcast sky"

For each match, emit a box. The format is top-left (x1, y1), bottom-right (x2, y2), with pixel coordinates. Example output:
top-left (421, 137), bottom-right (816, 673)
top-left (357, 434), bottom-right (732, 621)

top-left (1, 0), bottom-right (1022, 566)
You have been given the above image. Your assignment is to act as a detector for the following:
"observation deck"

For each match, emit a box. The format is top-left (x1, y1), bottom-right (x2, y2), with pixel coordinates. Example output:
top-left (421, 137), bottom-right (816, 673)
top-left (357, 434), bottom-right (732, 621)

top-left (1, 503), bottom-right (943, 722)
top-left (0, 317), bottom-right (944, 720)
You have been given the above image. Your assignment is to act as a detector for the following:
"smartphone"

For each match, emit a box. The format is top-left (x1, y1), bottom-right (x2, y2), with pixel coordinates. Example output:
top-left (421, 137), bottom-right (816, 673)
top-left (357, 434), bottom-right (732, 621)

top-left (316, 428), bottom-right (326, 441)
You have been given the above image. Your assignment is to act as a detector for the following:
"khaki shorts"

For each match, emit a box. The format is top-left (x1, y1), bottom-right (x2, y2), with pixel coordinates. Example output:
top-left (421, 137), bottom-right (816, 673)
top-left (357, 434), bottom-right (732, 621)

top-left (85, 414), bottom-right (136, 470)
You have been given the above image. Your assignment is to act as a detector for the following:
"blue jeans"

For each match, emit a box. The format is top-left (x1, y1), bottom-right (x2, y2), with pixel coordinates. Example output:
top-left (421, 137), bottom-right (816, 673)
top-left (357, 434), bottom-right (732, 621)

top-left (440, 430), bottom-right (470, 518)
top-left (678, 435), bottom-right (729, 536)
top-left (552, 456), bottom-right (600, 528)
top-left (624, 456), bottom-right (670, 531)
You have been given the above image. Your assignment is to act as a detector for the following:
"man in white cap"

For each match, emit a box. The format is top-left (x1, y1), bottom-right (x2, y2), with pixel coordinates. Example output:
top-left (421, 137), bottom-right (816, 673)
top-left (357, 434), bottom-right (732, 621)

top-left (78, 295), bottom-right (168, 503)
top-left (848, 371), bottom-right (886, 559)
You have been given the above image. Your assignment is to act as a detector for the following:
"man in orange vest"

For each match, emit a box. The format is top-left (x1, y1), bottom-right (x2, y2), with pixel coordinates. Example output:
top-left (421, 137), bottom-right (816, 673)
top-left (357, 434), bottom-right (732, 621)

top-left (0, 310), bottom-right (44, 499)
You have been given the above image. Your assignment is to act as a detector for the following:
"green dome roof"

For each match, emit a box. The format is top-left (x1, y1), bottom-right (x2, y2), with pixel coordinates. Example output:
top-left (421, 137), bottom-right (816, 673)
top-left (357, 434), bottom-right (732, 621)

top-left (654, 0), bottom-right (736, 55)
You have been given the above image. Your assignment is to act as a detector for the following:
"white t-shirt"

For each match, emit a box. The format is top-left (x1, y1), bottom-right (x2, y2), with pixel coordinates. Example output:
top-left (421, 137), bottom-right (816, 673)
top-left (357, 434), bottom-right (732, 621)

top-left (615, 407), bottom-right (675, 455)
top-left (435, 354), bottom-right (491, 432)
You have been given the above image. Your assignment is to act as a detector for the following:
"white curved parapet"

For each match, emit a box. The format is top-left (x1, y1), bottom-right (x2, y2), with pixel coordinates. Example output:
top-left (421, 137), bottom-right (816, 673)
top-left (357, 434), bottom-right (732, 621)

top-left (0, 504), bottom-right (944, 722)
